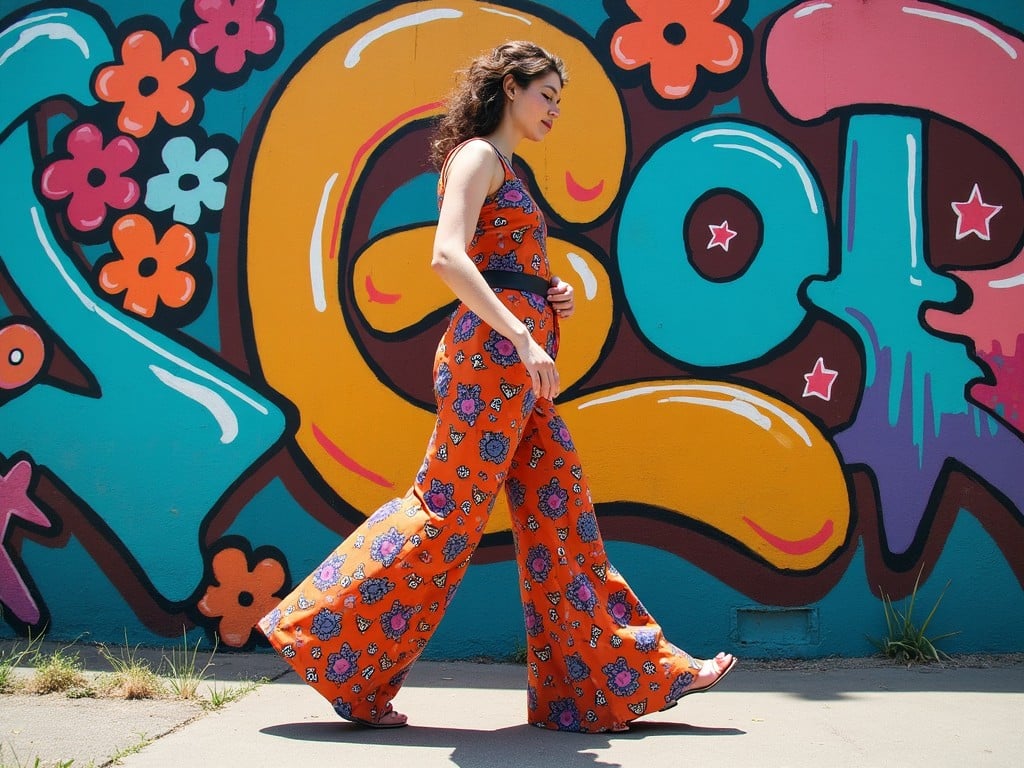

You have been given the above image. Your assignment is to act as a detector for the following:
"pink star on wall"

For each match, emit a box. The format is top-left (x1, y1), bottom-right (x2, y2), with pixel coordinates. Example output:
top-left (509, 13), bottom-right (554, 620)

top-left (802, 357), bottom-right (838, 401)
top-left (1, 459), bottom-right (51, 624)
top-left (707, 220), bottom-right (738, 251)
top-left (951, 183), bottom-right (1002, 241)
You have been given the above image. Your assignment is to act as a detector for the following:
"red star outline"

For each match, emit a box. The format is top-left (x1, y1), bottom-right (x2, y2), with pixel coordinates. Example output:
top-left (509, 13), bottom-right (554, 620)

top-left (707, 220), bottom-right (738, 252)
top-left (951, 183), bottom-right (1002, 241)
top-left (802, 357), bottom-right (838, 401)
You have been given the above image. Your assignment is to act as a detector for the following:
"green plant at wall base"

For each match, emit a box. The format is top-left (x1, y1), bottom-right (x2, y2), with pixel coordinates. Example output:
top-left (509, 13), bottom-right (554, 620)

top-left (870, 569), bottom-right (959, 663)
top-left (163, 629), bottom-right (217, 699)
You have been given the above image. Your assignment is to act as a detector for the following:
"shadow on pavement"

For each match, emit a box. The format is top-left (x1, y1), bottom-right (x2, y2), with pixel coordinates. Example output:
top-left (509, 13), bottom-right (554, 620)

top-left (259, 720), bottom-right (745, 768)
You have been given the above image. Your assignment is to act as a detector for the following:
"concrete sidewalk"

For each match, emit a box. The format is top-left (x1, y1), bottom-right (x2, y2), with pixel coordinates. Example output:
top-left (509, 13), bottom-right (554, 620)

top-left (2, 646), bottom-right (1022, 767)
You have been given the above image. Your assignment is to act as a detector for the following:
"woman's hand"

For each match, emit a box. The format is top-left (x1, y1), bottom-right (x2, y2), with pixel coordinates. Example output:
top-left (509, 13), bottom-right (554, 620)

top-left (547, 276), bottom-right (575, 319)
top-left (514, 333), bottom-right (560, 401)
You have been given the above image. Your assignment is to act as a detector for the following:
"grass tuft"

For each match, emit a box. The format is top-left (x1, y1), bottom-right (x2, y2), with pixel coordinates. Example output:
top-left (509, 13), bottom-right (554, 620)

top-left (869, 566), bottom-right (959, 664)
top-left (162, 629), bottom-right (216, 700)
top-left (97, 633), bottom-right (165, 700)
top-left (0, 632), bottom-right (44, 693)
top-left (29, 646), bottom-right (86, 695)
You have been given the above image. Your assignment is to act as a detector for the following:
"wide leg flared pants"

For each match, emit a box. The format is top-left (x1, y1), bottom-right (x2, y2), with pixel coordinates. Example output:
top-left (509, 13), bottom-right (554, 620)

top-left (259, 298), bottom-right (705, 732)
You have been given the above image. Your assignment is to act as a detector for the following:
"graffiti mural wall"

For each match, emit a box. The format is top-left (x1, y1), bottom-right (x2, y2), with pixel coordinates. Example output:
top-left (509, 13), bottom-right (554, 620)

top-left (1, 0), bottom-right (1022, 658)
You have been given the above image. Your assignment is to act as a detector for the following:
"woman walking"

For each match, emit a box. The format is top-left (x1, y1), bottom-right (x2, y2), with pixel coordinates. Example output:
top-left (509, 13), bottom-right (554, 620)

top-left (258, 40), bottom-right (736, 733)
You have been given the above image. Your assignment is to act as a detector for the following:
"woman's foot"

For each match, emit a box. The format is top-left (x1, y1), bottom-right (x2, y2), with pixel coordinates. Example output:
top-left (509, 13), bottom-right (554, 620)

top-left (350, 703), bottom-right (408, 728)
top-left (686, 652), bottom-right (737, 696)
top-left (374, 707), bottom-right (408, 727)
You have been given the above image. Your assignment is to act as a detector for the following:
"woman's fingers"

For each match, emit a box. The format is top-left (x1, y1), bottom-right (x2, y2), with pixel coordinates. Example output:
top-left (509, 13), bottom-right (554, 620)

top-left (547, 278), bottom-right (575, 319)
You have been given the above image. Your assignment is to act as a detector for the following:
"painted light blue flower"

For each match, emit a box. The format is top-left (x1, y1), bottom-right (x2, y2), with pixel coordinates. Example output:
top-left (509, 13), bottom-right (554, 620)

top-left (145, 136), bottom-right (228, 225)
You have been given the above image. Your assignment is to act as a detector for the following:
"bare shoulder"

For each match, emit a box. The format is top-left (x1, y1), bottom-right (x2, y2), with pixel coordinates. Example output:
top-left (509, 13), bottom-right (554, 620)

top-left (445, 138), bottom-right (503, 190)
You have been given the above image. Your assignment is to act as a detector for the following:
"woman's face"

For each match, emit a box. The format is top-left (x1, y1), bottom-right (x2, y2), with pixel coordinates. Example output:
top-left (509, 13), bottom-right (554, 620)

top-left (507, 70), bottom-right (562, 142)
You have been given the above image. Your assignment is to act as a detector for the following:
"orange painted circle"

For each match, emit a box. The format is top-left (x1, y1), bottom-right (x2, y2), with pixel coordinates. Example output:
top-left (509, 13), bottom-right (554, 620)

top-left (0, 323), bottom-right (45, 390)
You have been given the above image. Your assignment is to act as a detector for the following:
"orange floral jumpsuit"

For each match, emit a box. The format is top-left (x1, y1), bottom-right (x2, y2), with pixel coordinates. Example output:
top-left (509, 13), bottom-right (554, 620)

top-left (258, 139), bottom-right (708, 732)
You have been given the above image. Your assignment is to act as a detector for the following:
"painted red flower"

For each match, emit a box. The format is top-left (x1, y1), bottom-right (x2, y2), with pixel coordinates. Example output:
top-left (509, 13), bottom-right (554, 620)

top-left (98, 214), bottom-right (197, 318)
top-left (39, 124), bottom-right (140, 232)
top-left (198, 546), bottom-right (286, 647)
top-left (611, 0), bottom-right (745, 99)
top-left (95, 30), bottom-right (197, 138)
top-left (189, 0), bottom-right (277, 75)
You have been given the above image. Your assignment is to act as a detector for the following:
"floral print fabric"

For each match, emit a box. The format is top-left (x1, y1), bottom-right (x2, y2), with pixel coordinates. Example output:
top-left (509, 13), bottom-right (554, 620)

top-left (258, 140), bottom-right (704, 732)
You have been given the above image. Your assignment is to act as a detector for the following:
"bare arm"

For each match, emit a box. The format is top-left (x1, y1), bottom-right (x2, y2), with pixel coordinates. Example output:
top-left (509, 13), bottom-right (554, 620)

top-left (431, 141), bottom-right (560, 400)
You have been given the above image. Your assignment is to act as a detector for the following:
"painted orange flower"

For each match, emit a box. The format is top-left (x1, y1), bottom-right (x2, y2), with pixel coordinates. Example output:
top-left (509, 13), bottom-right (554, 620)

top-left (610, 0), bottom-right (745, 100)
top-left (98, 214), bottom-right (197, 318)
top-left (198, 547), bottom-right (286, 648)
top-left (95, 30), bottom-right (197, 138)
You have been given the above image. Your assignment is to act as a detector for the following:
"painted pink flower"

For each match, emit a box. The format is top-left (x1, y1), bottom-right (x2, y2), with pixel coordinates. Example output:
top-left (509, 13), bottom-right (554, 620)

top-left (39, 124), bottom-right (140, 232)
top-left (189, 0), bottom-right (277, 75)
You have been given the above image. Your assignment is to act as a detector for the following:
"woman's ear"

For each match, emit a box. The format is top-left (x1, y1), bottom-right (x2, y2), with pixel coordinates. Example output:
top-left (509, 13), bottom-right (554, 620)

top-left (502, 73), bottom-right (516, 100)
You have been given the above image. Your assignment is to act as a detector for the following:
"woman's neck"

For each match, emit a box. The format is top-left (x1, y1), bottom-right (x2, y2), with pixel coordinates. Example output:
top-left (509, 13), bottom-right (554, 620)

top-left (483, 123), bottom-right (520, 163)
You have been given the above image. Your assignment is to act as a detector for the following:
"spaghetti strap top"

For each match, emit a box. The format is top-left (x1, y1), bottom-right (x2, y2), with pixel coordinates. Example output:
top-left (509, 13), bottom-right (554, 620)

top-left (437, 138), bottom-right (551, 281)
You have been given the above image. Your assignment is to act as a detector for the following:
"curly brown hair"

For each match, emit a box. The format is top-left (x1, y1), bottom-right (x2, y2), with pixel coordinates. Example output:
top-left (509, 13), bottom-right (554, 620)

top-left (429, 40), bottom-right (568, 169)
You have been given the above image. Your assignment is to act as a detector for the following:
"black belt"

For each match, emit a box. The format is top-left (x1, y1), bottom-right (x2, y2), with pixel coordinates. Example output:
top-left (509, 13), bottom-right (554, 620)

top-left (480, 270), bottom-right (550, 298)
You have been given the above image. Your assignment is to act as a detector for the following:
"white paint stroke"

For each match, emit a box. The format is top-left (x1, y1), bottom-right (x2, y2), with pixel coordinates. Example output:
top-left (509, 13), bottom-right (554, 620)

top-left (150, 365), bottom-right (239, 444)
top-left (345, 9), bottom-right (462, 68)
top-left (310, 172), bottom-right (339, 313)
